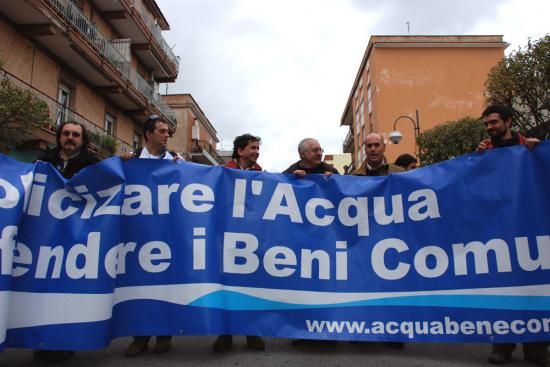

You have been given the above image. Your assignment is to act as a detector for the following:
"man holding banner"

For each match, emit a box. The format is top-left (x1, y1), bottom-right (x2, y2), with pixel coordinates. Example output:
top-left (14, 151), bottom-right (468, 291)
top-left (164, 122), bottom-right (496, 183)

top-left (38, 120), bottom-right (100, 180)
top-left (354, 132), bottom-right (406, 350)
top-left (123, 115), bottom-right (181, 357)
top-left (224, 133), bottom-right (262, 171)
top-left (354, 133), bottom-right (404, 176)
top-left (478, 105), bottom-right (548, 367)
top-left (33, 120), bottom-right (100, 363)
top-left (284, 137), bottom-right (338, 348)
top-left (283, 138), bottom-right (338, 177)
top-left (212, 133), bottom-right (265, 352)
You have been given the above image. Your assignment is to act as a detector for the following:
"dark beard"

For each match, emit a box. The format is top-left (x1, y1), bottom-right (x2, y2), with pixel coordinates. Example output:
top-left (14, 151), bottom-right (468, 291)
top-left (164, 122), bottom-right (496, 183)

top-left (491, 131), bottom-right (520, 148)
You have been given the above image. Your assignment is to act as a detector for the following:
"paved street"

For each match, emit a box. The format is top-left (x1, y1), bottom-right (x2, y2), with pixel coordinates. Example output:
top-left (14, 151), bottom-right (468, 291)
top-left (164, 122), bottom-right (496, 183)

top-left (0, 337), bottom-right (541, 367)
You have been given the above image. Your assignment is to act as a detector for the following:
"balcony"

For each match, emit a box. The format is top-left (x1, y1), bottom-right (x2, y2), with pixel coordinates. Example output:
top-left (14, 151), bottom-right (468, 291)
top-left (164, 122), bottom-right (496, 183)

top-left (152, 94), bottom-right (177, 124)
top-left (191, 140), bottom-right (224, 166)
top-left (1, 68), bottom-right (133, 158)
top-left (343, 129), bottom-right (354, 153)
top-left (43, 0), bottom-right (176, 128)
top-left (132, 0), bottom-right (180, 73)
top-left (88, 0), bottom-right (179, 80)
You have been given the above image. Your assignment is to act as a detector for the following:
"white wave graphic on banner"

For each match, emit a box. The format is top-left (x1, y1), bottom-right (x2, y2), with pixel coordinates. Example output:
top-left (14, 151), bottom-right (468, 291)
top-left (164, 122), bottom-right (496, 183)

top-left (6, 284), bottom-right (550, 330)
top-left (7, 292), bottom-right (114, 330)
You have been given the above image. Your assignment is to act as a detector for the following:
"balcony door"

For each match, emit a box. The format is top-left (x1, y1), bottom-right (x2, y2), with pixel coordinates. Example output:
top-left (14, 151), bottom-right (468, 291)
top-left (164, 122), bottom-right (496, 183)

top-left (104, 113), bottom-right (115, 135)
top-left (56, 83), bottom-right (71, 126)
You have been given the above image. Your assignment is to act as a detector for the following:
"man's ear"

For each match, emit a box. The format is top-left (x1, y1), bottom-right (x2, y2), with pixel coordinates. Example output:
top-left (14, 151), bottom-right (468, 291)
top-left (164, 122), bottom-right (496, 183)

top-left (505, 117), bottom-right (513, 128)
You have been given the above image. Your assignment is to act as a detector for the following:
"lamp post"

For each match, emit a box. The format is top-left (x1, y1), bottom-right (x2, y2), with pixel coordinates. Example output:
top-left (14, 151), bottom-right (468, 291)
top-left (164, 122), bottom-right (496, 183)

top-left (388, 110), bottom-right (421, 146)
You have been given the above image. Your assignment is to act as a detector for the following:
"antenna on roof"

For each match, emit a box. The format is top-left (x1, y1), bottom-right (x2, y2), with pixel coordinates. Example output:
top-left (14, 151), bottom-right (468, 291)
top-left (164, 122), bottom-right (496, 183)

top-left (406, 22), bottom-right (411, 35)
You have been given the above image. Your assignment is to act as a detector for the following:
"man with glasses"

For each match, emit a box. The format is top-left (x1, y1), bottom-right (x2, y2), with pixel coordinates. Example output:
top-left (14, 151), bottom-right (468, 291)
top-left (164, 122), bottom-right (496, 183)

top-left (38, 120), bottom-right (100, 179)
top-left (284, 138), bottom-right (338, 177)
top-left (284, 138), bottom-right (338, 348)
top-left (33, 120), bottom-right (100, 363)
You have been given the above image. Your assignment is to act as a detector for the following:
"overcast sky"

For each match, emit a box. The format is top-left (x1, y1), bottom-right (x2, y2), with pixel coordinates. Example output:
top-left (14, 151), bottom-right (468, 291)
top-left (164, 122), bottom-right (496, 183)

top-left (157, 0), bottom-right (549, 172)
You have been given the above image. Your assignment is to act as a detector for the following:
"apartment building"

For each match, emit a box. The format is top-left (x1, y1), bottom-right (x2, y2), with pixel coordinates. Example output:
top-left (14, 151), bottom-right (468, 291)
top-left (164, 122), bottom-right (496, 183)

top-left (0, 0), bottom-right (179, 161)
top-left (163, 94), bottom-right (223, 166)
top-left (340, 35), bottom-right (508, 171)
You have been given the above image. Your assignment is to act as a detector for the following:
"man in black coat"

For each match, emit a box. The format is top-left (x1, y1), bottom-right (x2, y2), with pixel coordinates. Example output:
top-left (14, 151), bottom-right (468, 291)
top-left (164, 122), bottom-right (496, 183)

top-left (284, 138), bottom-right (338, 177)
top-left (38, 120), bottom-right (100, 179)
top-left (34, 120), bottom-right (100, 363)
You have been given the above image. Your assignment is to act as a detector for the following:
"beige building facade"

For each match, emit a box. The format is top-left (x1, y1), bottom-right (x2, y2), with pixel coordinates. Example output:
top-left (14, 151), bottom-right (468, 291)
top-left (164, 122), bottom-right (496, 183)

top-left (0, 0), bottom-right (179, 161)
top-left (341, 35), bottom-right (508, 171)
top-left (163, 94), bottom-right (222, 166)
top-left (324, 153), bottom-right (351, 174)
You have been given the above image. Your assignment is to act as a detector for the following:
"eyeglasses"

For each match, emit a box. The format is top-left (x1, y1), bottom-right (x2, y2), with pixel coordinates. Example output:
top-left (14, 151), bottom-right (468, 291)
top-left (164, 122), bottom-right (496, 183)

top-left (61, 131), bottom-right (81, 138)
top-left (310, 148), bottom-right (324, 153)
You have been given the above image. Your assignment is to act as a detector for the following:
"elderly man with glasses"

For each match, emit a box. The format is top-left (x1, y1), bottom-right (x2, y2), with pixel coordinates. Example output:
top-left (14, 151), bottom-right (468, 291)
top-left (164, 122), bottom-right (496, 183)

top-left (283, 138), bottom-right (338, 177)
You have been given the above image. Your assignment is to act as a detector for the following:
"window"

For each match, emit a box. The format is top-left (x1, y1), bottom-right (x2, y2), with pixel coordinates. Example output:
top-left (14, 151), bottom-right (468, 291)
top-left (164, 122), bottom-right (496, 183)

top-left (57, 83), bottom-right (71, 125)
top-left (367, 83), bottom-right (373, 114)
top-left (355, 108), bottom-right (361, 136)
top-left (360, 100), bottom-right (365, 127)
top-left (133, 132), bottom-right (141, 150)
top-left (104, 113), bottom-right (115, 135)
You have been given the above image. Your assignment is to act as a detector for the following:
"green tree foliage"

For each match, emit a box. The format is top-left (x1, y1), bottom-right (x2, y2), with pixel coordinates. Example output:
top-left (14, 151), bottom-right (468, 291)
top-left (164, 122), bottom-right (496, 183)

top-left (417, 117), bottom-right (486, 166)
top-left (0, 75), bottom-right (52, 152)
top-left (485, 34), bottom-right (550, 139)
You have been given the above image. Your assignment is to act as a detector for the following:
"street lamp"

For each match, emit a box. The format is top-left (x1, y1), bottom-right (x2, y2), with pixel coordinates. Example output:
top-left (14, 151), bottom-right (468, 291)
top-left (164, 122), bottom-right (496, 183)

top-left (388, 110), bottom-right (421, 145)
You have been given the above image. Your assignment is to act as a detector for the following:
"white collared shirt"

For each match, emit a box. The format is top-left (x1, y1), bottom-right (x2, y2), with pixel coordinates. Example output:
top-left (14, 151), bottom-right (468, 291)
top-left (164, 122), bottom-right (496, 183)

top-left (138, 146), bottom-right (173, 160)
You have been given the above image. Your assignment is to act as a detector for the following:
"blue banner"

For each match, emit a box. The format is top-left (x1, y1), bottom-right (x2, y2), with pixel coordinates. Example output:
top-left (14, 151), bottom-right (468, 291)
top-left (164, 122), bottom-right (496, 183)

top-left (0, 142), bottom-right (549, 350)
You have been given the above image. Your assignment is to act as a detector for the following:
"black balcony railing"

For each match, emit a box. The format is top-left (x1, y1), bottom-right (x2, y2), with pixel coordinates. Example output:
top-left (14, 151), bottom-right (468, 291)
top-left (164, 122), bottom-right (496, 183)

top-left (1, 67), bottom-right (133, 157)
top-left (192, 140), bottom-right (224, 165)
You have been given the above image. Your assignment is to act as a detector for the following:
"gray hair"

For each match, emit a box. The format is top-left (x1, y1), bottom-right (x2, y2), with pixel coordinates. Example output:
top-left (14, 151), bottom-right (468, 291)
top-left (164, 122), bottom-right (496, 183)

top-left (298, 138), bottom-right (318, 153)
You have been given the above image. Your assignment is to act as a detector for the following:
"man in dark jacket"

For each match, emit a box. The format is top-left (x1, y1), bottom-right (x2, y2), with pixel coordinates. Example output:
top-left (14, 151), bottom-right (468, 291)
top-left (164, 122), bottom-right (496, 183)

top-left (38, 120), bottom-right (100, 179)
top-left (284, 138), bottom-right (338, 347)
top-left (284, 138), bottom-right (338, 176)
top-left (34, 120), bottom-right (100, 363)
top-left (477, 104), bottom-right (539, 152)
top-left (478, 105), bottom-right (547, 367)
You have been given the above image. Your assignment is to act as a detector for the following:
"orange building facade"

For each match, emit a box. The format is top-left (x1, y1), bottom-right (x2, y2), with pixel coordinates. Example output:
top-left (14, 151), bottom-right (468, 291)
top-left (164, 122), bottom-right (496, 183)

top-left (0, 0), bottom-right (179, 161)
top-left (341, 35), bottom-right (508, 171)
top-left (163, 94), bottom-right (222, 166)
